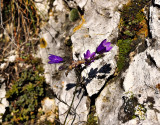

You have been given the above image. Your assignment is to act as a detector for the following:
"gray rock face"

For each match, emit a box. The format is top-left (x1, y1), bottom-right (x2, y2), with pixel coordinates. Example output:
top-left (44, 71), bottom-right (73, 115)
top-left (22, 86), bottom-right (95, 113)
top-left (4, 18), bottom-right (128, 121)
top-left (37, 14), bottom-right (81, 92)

top-left (95, 79), bottom-right (124, 125)
top-left (36, 1), bottom-right (73, 95)
top-left (58, 70), bottom-right (90, 125)
top-left (36, 0), bottom-right (90, 124)
top-left (149, 6), bottom-right (160, 41)
top-left (96, 42), bottom-right (160, 124)
top-left (74, 0), bottom-right (88, 8)
top-left (154, 0), bottom-right (160, 5)
top-left (34, 0), bottom-right (49, 19)
top-left (123, 47), bottom-right (160, 92)
top-left (35, 0), bottom-right (160, 125)
top-left (96, 2), bottom-right (160, 125)
top-left (122, 44), bottom-right (160, 124)
top-left (82, 46), bottom-right (118, 96)
top-left (71, 0), bottom-right (128, 96)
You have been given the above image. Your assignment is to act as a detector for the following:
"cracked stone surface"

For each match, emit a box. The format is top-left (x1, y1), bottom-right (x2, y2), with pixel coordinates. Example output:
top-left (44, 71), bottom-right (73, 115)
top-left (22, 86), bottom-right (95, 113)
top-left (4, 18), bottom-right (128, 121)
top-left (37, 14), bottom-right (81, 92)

top-left (58, 70), bottom-right (90, 125)
top-left (71, 0), bottom-right (128, 96)
top-left (154, 0), bottom-right (160, 5)
top-left (3, 0), bottom-right (160, 124)
top-left (34, 0), bottom-right (49, 19)
top-left (149, 6), bottom-right (160, 41)
top-left (74, 0), bottom-right (88, 8)
top-left (82, 46), bottom-right (118, 96)
top-left (36, 0), bottom-right (90, 124)
top-left (95, 79), bottom-right (124, 125)
top-left (35, 0), bottom-right (160, 124)
top-left (95, 2), bottom-right (160, 125)
top-left (39, 97), bottom-right (57, 123)
top-left (36, 3), bottom-right (73, 95)
top-left (122, 45), bottom-right (160, 124)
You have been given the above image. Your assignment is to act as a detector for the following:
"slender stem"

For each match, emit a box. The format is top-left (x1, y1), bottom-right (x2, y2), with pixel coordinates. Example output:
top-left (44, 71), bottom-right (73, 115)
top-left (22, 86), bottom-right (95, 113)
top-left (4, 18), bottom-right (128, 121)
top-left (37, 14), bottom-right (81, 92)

top-left (63, 83), bottom-right (78, 125)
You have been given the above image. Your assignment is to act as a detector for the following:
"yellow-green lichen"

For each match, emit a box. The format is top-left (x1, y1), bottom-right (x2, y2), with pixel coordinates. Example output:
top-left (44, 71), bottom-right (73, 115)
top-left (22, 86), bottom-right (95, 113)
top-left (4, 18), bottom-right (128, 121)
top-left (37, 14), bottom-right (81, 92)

top-left (40, 38), bottom-right (47, 48)
top-left (134, 104), bottom-right (146, 120)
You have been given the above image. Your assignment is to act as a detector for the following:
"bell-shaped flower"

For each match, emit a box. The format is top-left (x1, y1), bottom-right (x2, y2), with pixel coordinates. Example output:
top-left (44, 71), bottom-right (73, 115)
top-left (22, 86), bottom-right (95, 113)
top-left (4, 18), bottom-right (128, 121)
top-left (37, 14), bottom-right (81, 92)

top-left (84, 50), bottom-right (96, 65)
top-left (48, 54), bottom-right (63, 64)
top-left (96, 39), bottom-right (112, 54)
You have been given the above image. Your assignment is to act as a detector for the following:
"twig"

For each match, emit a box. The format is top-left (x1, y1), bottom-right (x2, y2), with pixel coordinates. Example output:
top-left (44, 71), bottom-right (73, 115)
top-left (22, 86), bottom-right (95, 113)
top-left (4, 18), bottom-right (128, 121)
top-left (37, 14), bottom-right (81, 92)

top-left (0, 0), bottom-right (17, 50)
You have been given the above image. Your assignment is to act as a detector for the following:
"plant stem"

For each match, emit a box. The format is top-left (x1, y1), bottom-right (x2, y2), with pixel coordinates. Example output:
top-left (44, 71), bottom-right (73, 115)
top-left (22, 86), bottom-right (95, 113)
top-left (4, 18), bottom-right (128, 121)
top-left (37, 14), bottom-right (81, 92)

top-left (63, 83), bottom-right (78, 125)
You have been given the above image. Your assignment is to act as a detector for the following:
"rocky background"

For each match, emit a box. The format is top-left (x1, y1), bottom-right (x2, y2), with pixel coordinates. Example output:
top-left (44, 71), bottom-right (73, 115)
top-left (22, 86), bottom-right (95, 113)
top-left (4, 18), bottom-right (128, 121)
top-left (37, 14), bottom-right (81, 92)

top-left (1, 0), bottom-right (160, 124)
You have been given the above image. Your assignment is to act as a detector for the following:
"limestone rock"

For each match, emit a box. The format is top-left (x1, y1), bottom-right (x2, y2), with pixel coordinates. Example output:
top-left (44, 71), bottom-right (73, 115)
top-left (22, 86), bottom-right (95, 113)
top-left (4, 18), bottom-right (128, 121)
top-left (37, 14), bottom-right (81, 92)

top-left (36, 3), bottom-right (73, 95)
top-left (154, 0), bottom-right (160, 5)
top-left (0, 83), bottom-right (6, 99)
top-left (34, 0), bottom-right (49, 19)
top-left (121, 44), bottom-right (160, 124)
top-left (95, 79), bottom-right (123, 125)
top-left (58, 70), bottom-right (90, 125)
top-left (39, 97), bottom-right (57, 123)
top-left (53, 0), bottom-right (66, 11)
top-left (0, 83), bottom-right (9, 123)
top-left (71, 0), bottom-right (128, 96)
top-left (74, 0), bottom-right (88, 8)
top-left (95, 4), bottom-right (160, 123)
top-left (82, 46), bottom-right (118, 96)
top-left (34, 0), bottom-right (160, 125)
top-left (149, 6), bottom-right (160, 41)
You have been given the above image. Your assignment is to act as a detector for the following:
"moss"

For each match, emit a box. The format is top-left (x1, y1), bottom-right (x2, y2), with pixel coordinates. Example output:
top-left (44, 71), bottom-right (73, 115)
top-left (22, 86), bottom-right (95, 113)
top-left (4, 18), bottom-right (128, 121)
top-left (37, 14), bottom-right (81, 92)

top-left (87, 106), bottom-right (98, 125)
top-left (69, 8), bottom-right (79, 22)
top-left (4, 57), bottom-right (46, 124)
top-left (117, 0), bottom-right (150, 72)
top-left (117, 39), bottom-right (132, 71)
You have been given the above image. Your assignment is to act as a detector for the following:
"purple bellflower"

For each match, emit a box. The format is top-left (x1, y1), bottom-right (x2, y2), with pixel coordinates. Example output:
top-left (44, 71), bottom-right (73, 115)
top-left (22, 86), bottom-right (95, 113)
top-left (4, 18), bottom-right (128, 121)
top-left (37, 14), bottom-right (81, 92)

top-left (84, 50), bottom-right (96, 65)
top-left (96, 39), bottom-right (112, 54)
top-left (48, 54), bottom-right (63, 64)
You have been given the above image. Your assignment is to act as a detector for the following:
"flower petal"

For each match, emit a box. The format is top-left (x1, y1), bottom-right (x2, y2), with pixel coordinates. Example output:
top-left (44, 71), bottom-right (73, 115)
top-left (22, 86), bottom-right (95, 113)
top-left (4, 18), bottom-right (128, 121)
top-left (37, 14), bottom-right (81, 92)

top-left (96, 39), bottom-right (112, 54)
top-left (96, 39), bottom-right (107, 54)
top-left (106, 46), bottom-right (112, 52)
top-left (103, 41), bottom-right (110, 47)
top-left (48, 54), bottom-right (63, 64)
top-left (84, 50), bottom-right (91, 59)
top-left (84, 50), bottom-right (95, 65)
top-left (90, 52), bottom-right (96, 58)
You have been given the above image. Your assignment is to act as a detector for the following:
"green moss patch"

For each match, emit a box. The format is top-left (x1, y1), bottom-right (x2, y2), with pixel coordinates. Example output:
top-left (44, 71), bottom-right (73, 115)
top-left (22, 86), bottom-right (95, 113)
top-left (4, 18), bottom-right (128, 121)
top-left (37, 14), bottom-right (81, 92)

top-left (117, 39), bottom-right (132, 71)
top-left (3, 56), bottom-right (46, 124)
top-left (69, 8), bottom-right (80, 22)
top-left (117, 0), bottom-right (150, 72)
top-left (87, 106), bottom-right (98, 125)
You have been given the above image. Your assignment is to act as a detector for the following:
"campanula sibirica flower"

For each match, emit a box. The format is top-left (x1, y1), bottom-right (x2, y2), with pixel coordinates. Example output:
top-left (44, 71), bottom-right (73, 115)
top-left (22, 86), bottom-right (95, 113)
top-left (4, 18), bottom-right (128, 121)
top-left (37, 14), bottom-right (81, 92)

top-left (48, 54), bottom-right (63, 64)
top-left (84, 50), bottom-right (96, 65)
top-left (96, 39), bottom-right (112, 54)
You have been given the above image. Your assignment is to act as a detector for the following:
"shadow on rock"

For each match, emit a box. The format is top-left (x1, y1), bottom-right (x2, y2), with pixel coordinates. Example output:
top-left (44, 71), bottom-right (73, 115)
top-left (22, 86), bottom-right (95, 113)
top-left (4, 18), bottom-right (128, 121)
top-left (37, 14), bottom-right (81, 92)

top-left (84, 63), bottom-right (112, 86)
top-left (66, 83), bottom-right (76, 90)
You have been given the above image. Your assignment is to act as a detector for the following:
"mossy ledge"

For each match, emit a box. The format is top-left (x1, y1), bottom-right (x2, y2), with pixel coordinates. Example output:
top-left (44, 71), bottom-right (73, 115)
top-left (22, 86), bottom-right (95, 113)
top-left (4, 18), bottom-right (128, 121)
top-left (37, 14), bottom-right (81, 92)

top-left (117, 0), bottom-right (150, 72)
top-left (3, 55), bottom-right (46, 124)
